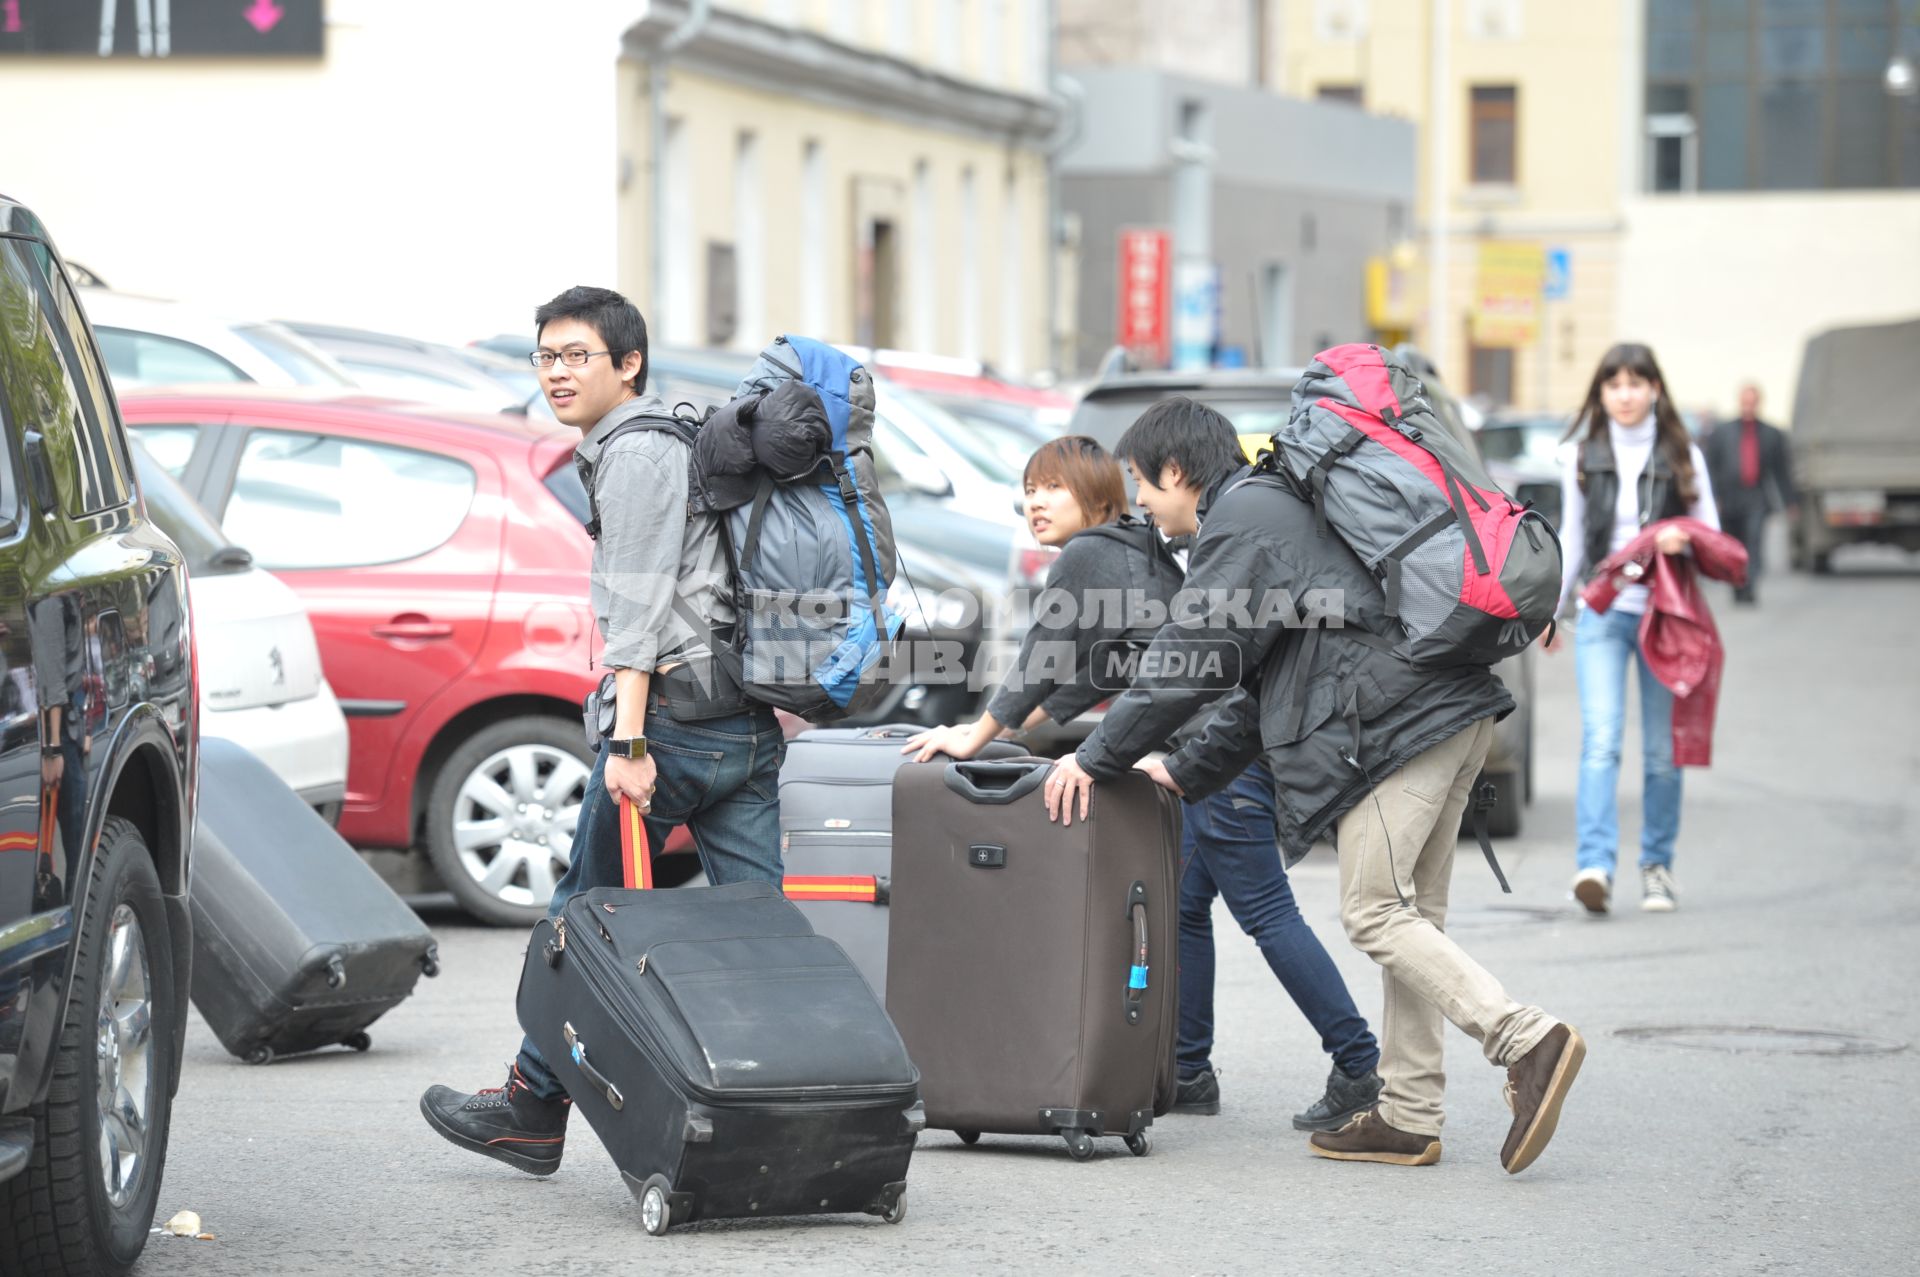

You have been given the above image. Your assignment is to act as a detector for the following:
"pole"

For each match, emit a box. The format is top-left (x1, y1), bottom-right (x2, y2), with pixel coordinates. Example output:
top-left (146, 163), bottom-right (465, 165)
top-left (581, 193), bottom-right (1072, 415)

top-left (1427, 0), bottom-right (1449, 378)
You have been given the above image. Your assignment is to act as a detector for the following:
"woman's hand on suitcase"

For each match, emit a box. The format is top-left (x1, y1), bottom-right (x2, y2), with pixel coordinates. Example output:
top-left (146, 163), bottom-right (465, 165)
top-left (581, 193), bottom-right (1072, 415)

top-left (903, 721), bottom-right (986, 763)
top-left (1045, 755), bottom-right (1094, 826)
top-left (605, 752), bottom-right (658, 813)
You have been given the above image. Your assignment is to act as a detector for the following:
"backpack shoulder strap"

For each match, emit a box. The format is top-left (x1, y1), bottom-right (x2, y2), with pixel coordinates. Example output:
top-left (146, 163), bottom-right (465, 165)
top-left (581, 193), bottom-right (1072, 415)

top-left (585, 410), bottom-right (707, 538)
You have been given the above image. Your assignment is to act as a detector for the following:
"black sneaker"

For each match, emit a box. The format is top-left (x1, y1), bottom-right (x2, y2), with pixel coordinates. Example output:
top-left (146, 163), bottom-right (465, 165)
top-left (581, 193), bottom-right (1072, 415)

top-left (1172, 1068), bottom-right (1221, 1115)
top-left (420, 1064), bottom-right (570, 1175)
top-left (1292, 1065), bottom-right (1384, 1132)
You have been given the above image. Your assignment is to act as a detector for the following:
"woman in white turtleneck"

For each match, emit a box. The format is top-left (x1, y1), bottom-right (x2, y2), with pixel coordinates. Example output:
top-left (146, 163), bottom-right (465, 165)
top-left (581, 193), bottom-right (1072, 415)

top-left (1547, 343), bottom-right (1718, 917)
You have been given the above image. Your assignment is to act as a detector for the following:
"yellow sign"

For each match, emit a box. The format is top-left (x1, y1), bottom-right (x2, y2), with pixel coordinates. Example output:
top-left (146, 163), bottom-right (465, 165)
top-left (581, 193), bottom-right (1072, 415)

top-left (1366, 254), bottom-right (1420, 330)
top-left (1472, 242), bottom-right (1545, 348)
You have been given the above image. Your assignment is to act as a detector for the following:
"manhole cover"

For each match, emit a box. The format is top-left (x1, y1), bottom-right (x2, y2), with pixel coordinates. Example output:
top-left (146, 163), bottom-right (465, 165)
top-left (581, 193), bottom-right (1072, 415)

top-left (1614, 1026), bottom-right (1907, 1056)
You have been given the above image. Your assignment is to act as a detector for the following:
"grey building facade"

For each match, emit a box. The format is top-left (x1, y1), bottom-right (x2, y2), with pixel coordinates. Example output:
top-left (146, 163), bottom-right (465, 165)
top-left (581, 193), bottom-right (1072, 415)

top-left (1059, 67), bottom-right (1416, 374)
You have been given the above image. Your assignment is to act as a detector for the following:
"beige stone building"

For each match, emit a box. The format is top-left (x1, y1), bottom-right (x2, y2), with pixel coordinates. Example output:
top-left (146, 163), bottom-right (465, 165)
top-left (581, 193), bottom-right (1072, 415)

top-left (0, 0), bottom-right (1060, 371)
top-left (1276, 0), bottom-right (1920, 419)
top-left (1276, 0), bottom-right (1631, 412)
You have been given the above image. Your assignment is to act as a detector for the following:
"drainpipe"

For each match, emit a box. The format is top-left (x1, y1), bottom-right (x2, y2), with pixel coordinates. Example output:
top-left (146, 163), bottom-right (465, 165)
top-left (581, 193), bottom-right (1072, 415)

top-left (650, 0), bottom-right (712, 342)
top-left (1426, 0), bottom-right (1449, 377)
top-left (1046, 69), bottom-right (1084, 380)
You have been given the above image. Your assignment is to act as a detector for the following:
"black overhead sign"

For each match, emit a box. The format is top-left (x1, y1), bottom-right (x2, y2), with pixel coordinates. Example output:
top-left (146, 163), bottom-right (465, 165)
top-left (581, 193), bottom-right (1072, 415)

top-left (0, 1), bottom-right (324, 58)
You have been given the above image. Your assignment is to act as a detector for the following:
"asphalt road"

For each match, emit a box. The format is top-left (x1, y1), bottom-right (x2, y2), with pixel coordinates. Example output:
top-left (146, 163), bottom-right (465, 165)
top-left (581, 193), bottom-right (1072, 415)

top-left (140, 539), bottom-right (1919, 1276)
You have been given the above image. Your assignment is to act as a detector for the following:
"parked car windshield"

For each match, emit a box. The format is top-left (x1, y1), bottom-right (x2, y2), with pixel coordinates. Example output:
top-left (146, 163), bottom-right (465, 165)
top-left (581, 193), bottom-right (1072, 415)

top-left (233, 323), bottom-right (354, 387)
top-left (130, 440), bottom-right (249, 576)
top-left (1479, 414), bottom-right (1572, 469)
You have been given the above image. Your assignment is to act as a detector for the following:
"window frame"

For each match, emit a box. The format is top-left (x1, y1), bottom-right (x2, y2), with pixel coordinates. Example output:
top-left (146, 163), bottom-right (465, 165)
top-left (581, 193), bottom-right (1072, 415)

top-left (1468, 84), bottom-right (1520, 187)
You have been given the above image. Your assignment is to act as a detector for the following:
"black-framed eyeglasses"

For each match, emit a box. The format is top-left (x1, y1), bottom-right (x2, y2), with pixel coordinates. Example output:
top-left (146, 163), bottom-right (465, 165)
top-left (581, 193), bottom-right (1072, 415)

top-left (528, 349), bottom-right (615, 369)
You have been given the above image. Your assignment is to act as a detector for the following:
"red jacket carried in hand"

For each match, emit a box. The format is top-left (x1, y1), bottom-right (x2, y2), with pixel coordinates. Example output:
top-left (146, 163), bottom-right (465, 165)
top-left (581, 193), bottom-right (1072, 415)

top-left (1581, 518), bottom-right (1748, 767)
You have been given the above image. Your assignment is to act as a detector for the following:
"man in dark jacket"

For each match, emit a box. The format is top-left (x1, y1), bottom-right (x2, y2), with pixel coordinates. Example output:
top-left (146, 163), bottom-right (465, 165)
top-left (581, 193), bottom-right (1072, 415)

top-left (1703, 383), bottom-right (1794, 604)
top-left (1046, 400), bottom-right (1585, 1174)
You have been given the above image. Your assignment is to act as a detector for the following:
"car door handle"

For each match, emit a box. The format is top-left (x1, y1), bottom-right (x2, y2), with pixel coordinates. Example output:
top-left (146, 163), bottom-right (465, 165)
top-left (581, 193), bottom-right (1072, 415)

top-left (372, 615), bottom-right (454, 641)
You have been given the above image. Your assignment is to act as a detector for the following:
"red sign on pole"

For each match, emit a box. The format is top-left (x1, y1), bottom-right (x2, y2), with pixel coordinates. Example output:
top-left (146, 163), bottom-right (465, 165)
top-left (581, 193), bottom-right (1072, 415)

top-left (1117, 228), bottom-right (1171, 366)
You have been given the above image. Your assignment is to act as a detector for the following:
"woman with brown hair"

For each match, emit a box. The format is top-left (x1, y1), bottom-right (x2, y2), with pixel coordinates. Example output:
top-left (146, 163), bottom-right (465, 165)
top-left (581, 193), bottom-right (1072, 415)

top-left (1551, 343), bottom-right (1719, 915)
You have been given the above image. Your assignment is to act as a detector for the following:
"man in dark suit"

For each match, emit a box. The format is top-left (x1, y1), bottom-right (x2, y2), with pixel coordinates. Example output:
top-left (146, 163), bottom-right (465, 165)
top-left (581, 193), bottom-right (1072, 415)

top-left (1704, 383), bottom-right (1796, 604)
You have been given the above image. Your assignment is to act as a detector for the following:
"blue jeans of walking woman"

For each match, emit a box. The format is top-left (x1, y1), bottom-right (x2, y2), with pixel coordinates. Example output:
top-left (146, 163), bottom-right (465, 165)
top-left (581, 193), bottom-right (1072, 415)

top-left (1178, 760), bottom-right (1378, 1080)
top-left (516, 701), bottom-right (786, 1100)
top-left (1574, 604), bottom-right (1681, 875)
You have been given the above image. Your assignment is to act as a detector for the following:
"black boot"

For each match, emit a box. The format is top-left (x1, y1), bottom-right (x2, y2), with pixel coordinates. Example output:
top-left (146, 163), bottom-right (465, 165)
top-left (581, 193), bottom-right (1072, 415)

top-left (1172, 1068), bottom-right (1221, 1115)
top-left (420, 1064), bottom-right (570, 1175)
top-left (1292, 1065), bottom-right (1384, 1132)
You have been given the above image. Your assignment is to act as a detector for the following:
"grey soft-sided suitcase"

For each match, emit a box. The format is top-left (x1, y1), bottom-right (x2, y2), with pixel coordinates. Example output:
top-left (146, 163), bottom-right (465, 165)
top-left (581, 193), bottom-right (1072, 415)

top-left (885, 757), bottom-right (1181, 1159)
top-left (189, 738), bottom-right (440, 1064)
top-left (778, 724), bottom-right (1022, 998)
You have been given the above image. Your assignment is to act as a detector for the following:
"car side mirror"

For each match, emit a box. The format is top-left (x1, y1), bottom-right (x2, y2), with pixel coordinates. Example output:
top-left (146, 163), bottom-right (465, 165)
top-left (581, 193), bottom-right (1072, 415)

top-left (890, 452), bottom-right (954, 499)
top-left (22, 431), bottom-right (57, 514)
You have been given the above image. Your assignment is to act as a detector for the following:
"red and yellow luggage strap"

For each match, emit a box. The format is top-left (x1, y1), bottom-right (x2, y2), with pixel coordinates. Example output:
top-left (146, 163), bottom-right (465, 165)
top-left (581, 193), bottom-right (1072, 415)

top-left (619, 795), bottom-right (653, 890)
top-left (781, 874), bottom-right (882, 903)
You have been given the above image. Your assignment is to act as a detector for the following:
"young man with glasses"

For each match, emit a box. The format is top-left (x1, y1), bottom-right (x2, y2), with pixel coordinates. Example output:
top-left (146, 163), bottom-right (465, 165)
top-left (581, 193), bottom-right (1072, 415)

top-left (419, 286), bottom-right (785, 1175)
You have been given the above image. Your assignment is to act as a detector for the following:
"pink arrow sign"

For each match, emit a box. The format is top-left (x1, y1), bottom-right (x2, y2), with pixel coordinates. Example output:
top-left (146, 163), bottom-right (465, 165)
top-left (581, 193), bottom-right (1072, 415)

top-left (244, 0), bottom-right (285, 35)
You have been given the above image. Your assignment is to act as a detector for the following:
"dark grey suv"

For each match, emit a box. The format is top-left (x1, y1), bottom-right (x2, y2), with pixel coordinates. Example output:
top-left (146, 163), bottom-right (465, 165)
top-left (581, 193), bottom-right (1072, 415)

top-left (0, 197), bottom-right (198, 1275)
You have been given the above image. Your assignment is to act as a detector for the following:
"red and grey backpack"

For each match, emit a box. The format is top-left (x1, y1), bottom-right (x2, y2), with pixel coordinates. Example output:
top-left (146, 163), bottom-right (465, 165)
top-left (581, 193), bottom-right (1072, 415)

top-left (1264, 343), bottom-right (1561, 668)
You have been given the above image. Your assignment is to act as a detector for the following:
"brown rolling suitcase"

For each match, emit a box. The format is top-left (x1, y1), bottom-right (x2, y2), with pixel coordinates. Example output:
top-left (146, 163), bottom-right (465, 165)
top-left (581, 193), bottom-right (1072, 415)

top-left (885, 756), bottom-right (1181, 1160)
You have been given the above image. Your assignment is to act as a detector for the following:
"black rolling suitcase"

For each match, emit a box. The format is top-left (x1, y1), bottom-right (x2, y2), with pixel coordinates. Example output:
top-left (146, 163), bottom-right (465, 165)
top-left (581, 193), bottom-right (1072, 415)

top-left (886, 757), bottom-right (1181, 1159)
top-left (778, 724), bottom-right (1025, 998)
top-left (189, 738), bottom-right (440, 1064)
top-left (517, 881), bottom-right (924, 1234)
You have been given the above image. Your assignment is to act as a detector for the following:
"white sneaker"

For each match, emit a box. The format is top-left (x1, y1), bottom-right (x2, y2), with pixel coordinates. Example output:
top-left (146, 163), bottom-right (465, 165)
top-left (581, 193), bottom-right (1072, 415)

top-left (1572, 869), bottom-right (1610, 916)
top-left (1641, 866), bottom-right (1677, 912)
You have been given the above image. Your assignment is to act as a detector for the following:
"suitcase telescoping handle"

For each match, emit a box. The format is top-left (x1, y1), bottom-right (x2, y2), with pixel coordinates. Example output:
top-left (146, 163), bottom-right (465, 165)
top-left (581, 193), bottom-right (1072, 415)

top-left (1124, 880), bottom-right (1150, 1026)
top-left (941, 758), bottom-right (1054, 805)
top-left (562, 1021), bottom-right (624, 1111)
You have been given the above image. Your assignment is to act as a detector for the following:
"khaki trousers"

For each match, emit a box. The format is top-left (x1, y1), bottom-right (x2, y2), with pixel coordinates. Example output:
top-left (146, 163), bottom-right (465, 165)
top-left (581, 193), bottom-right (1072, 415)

top-left (1335, 717), bottom-right (1555, 1137)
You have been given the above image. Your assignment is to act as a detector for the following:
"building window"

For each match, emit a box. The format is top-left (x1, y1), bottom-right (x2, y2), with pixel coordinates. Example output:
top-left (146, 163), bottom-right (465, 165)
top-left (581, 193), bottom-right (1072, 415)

top-left (801, 140), bottom-right (828, 335)
top-left (734, 131), bottom-right (764, 350)
top-left (1469, 342), bottom-right (1515, 407)
top-left (1000, 173), bottom-right (1024, 377)
top-left (1317, 83), bottom-right (1365, 107)
top-left (911, 160), bottom-right (936, 352)
top-left (1469, 85), bottom-right (1518, 185)
top-left (959, 166), bottom-right (980, 359)
top-left (1644, 0), bottom-right (1920, 191)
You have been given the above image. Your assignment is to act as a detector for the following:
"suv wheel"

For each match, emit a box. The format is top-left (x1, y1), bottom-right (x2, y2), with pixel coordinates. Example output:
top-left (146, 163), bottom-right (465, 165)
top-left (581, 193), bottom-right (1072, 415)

top-left (425, 716), bottom-right (593, 926)
top-left (1, 818), bottom-right (176, 1276)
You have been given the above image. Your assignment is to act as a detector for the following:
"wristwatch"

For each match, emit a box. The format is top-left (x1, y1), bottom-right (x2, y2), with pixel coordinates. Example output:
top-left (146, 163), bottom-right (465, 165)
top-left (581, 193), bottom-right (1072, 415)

top-left (607, 736), bottom-right (648, 760)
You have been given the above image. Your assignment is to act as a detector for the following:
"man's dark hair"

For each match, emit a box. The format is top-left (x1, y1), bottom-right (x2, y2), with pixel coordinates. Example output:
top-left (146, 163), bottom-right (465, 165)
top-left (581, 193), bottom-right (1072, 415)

top-left (1114, 396), bottom-right (1244, 491)
top-left (534, 285), bottom-right (648, 391)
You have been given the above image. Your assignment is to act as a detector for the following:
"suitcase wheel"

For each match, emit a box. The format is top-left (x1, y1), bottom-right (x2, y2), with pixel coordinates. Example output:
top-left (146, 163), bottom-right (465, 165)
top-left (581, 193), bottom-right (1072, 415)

top-left (955, 1130), bottom-right (980, 1147)
top-left (881, 1195), bottom-right (907, 1225)
top-left (244, 1046), bottom-right (274, 1067)
top-left (1064, 1132), bottom-right (1096, 1161)
top-left (1124, 1130), bottom-right (1152, 1158)
top-left (864, 1183), bottom-right (908, 1224)
top-left (342, 1032), bottom-right (372, 1053)
top-left (638, 1175), bottom-right (675, 1237)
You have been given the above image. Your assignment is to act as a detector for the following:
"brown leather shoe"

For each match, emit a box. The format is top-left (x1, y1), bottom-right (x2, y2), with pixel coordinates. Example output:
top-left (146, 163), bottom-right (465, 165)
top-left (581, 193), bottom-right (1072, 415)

top-left (1500, 1023), bottom-right (1586, 1174)
top-left (1308, 1109), bottom-right (1441, 1166)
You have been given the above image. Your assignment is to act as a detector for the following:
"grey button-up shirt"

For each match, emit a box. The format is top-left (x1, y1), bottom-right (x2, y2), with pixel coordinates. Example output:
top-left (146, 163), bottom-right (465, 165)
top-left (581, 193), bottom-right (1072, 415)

top-left (575, 394), bottom-right (734, 672)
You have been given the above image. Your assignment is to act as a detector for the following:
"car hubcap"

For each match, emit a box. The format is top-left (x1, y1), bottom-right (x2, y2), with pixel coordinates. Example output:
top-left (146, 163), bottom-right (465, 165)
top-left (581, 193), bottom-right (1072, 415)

top-left (452, 744), bottom-right (588, 907)
top-left (96, 903), bottom-right (153, 1209)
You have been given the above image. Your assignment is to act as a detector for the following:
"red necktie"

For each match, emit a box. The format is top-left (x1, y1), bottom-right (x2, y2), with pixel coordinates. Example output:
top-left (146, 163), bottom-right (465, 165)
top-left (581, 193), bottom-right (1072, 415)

top-left (1740, 419), bottom-right (1760, 489)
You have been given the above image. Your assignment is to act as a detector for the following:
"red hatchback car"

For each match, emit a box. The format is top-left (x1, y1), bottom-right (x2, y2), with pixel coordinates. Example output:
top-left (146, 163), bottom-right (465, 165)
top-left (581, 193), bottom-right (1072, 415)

top-left (116, 387), bottom-right (702, 924)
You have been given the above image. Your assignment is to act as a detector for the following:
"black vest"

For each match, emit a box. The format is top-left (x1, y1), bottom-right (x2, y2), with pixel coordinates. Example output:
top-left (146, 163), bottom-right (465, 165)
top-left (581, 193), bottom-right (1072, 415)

top-left (1577, 432), bottom-right (1690, 579)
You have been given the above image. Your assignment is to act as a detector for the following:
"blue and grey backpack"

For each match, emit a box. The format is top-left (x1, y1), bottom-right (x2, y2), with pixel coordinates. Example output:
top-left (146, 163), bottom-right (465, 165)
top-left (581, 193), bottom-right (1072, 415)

top-left (592, 336), bottom-right (903, 722)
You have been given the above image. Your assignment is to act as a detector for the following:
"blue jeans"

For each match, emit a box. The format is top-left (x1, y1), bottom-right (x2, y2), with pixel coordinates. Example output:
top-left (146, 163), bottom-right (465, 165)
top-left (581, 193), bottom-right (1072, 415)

top-left (1178, 762), bottom-right (1379, 1081)
top-left (516, 701), bottom-right (786, 1100)
top-left (1575, 605), bottom-right (1681, 876)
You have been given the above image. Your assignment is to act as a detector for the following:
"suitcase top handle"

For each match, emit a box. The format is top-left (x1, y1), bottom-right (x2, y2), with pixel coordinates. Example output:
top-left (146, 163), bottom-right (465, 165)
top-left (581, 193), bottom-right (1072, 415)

top-left (942, 758), bottom-right (1054, 806)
